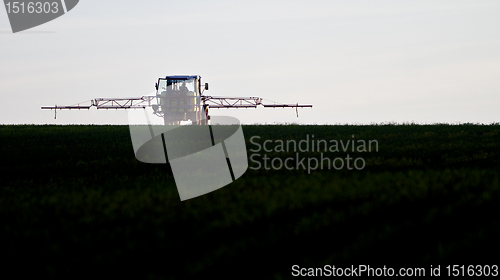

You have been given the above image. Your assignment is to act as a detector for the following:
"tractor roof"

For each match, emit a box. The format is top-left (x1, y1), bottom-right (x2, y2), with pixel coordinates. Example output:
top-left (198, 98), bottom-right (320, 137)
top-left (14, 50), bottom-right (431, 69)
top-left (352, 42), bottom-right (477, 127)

top-left (163, 75), bottom-right (200, 80)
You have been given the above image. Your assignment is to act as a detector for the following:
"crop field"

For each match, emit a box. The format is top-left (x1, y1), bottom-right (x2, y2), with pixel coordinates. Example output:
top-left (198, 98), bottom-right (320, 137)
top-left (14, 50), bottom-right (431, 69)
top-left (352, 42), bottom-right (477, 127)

top-left (0, 124), bottom-right (499, 279)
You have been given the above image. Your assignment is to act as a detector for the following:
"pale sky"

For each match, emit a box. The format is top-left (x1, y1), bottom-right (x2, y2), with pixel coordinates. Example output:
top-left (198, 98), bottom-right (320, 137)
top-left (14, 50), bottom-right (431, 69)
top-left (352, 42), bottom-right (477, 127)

top-left (1, 0), bottom-right (499, 125)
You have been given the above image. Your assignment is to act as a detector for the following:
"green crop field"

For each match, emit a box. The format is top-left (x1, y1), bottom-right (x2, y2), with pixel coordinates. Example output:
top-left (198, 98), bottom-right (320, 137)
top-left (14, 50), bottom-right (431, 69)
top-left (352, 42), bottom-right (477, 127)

top-left (0, 124), bottom-right (499, 279)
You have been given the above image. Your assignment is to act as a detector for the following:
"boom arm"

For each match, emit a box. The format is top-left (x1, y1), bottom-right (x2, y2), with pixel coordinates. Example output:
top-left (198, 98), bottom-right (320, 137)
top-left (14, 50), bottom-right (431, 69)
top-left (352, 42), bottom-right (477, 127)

top-left (41, 96), bottom-right (156, 119)
top-left (41, 96), bottom-right (156, 110)
top-left (201, 96), bottom-right (312, 109)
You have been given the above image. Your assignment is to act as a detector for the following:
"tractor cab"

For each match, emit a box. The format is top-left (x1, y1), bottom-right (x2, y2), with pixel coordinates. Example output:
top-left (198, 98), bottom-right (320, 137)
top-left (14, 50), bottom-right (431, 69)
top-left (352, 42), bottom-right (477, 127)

top-left (154, 75), bottom-right (208, 125)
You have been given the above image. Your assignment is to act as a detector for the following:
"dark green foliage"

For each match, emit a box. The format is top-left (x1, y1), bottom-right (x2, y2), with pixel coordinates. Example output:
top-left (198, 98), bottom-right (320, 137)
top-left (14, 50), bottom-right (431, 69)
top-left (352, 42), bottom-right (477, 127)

top-left (0, 124), bottom-right (499, 279)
